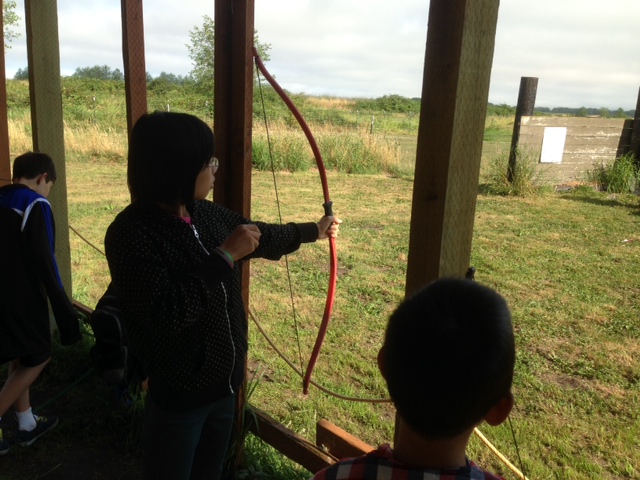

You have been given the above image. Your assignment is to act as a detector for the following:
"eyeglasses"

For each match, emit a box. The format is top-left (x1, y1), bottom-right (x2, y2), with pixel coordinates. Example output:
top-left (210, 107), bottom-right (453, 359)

top-left (208, 157), bottom-right (219, 172)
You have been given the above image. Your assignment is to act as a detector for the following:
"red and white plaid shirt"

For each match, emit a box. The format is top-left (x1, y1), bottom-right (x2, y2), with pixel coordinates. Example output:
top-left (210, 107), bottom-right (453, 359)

top-left (310, 444), bottom-right (505, 480)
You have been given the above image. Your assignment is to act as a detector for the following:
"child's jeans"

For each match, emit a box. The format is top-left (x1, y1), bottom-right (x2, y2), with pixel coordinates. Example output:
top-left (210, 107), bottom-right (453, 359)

top-left (142, 393), bottom-right (236, 480)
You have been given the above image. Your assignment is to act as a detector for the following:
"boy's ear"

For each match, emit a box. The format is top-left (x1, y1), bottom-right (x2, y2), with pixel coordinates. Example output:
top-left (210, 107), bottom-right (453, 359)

top-left (484, 392), bottom-right (514, 426)
top-left (36, 172), bottom-right (48, 184)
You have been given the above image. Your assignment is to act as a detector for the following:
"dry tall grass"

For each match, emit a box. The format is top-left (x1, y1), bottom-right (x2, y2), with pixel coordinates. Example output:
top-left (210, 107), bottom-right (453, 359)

top-left (305, 96), bottom-right (356, 111)
top-left (8, 117), bottom-right (128, 160)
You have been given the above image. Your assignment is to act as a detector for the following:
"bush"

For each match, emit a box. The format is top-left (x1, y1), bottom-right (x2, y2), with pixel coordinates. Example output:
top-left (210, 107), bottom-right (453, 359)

top-left (354, 94), bottom-right (421, 114)
top-left (252, 124), bottom-right (399, 174)
top-left (486, 103), bottom-right (516, 117)
top-left (482, 148), bottom-right (540, 196)
top-left (252, 130), bottom-right (312, 172)
top-left (318, 132), bottom-right (387, 174)
top-left (587, 153), bottom-right (639, 193)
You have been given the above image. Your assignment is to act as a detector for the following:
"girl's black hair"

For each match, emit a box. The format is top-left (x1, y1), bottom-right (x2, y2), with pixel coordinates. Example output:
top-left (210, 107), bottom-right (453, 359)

top-left (127, 111), bottom-right (215, 205)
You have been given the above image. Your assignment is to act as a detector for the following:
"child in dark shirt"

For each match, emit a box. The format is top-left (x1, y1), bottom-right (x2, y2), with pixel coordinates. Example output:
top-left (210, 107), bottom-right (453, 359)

top-left (311, 278), bottom-right (515, 480)
top-left (0, 152), bottom-right (81, 455)
top-left (105, 111), bottom-right (340, 480)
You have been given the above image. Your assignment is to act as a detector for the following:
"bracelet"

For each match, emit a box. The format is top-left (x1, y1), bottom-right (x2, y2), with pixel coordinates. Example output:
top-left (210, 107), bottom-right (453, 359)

top-left (216, 247), bottom-right (235, 268)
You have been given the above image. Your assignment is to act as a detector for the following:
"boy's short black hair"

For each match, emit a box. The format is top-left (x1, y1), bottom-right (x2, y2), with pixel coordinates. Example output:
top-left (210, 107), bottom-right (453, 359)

top-left (127, 111), bottom-right (215, 205)
top-left (382, 278), bottom-right (514, 439)
top-left (12, 151), bottom-right (57, 182)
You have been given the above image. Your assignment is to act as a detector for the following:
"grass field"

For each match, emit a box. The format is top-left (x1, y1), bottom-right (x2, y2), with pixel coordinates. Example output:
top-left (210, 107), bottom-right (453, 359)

top-left (1, 112), bottom-right (639, 479)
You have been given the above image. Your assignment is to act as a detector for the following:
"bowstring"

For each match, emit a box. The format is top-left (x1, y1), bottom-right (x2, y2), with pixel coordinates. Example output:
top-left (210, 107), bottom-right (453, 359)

top-left (508, 416), bottom-right (527, 479)
top-left (254, 62), bottom-right (305, 374)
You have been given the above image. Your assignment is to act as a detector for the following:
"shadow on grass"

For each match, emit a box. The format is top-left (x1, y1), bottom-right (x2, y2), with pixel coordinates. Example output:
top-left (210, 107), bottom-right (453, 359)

top-left (0, 329), bottom-right (143, 480)
top-left (556, 189), bottom-right (640, 214)
top-left (1, 324), bottom-right (313, 480)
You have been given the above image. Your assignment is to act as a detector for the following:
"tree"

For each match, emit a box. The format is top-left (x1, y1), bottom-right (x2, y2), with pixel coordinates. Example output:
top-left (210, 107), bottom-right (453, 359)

top-left (3, 0), bottom-right (20, 50)
top-left (72, 65), bottom-right (124, 81)
top-left (613, 108), bottom-right (628, 119)
top-left (152, 71), bottom-right (191, 85)
top-left (186, 15), bottom-right (270, 93)
top-left (14, 66), bottom-right (28, 80)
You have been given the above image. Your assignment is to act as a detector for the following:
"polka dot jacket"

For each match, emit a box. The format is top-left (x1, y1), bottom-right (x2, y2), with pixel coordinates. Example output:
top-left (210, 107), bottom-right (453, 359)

top-left (105, 199), bottom-right (318, 411)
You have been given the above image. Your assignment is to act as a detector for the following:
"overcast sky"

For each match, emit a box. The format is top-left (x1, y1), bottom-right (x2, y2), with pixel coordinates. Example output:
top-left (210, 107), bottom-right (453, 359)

top-left (4, 0), bottom-right (639, 110)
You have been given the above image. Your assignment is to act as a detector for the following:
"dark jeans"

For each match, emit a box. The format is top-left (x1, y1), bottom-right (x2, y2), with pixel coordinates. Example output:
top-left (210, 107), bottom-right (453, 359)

top-left (142, 393), bottom-right (236, 480)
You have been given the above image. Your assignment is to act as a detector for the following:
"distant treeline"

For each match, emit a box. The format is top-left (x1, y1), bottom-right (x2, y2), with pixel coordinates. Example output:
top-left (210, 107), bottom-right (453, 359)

top-left (486, 103), bottom-right (633, 118)
top-left (9, 65), bottom-right (636, 119)
top-left (533, 105), bottom-right (633, 118)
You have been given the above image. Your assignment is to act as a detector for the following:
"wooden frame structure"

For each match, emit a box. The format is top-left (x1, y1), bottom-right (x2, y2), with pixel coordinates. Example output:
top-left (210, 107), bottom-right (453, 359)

top-left (0, 0), bottom-right (501, 473)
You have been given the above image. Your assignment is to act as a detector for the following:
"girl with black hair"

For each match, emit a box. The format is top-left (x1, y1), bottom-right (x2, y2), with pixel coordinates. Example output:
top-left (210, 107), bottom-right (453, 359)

top-left (105, 111), bottom-right (340, 480)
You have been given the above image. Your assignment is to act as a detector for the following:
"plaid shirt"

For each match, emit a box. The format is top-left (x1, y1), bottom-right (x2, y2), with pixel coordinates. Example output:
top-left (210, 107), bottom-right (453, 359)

top-left (310, 444), bottom-right (505, 480)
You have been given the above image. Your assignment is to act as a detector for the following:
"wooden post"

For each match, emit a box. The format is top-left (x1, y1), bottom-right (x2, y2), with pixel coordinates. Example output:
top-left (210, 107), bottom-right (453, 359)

top-left (316, 419), bottom-right (374, 459)
top-left (214, 0), bottom-right (255, 475)
top-left (507, 77), bottom-right (538, 183)
top-left (214, 0), bottom-right (254, 221)
top-left (247, 407), bottom-right (337, 473)
top-left (121, 0), bottom-right (148, 135)
top-left (630, 87), bottom-right (640, 160)
top-left (0, 2), bottom-right (12, 186)
top-left (214, 0), bottom-right (254, 313)
top-left (405, 0), bottom-right (500, 297)
top-left (24, 0), bottom-right (73, 299)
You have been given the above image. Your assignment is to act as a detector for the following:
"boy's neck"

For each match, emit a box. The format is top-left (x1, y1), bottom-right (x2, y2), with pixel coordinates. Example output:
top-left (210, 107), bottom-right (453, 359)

top-left (392, 417), bottom-right (472, 471)
top-left (15, 175), bottom-right (52, 198)
top-left (15, 177), bottom-right (36, 188)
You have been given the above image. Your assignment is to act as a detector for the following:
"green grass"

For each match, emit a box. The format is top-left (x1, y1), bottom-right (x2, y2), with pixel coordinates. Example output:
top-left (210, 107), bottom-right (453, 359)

top-left (246, 173), bottom-right (640, 479)
top-left (55, 151), bottom-right (640, 478)
top-left (3, 101), bottom-right (639, 478)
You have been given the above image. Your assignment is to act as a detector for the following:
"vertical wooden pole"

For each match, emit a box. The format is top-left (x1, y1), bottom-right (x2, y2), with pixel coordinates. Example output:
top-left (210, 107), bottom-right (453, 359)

top-left (214, 0), bottom-right (254, 305)
top-left (214, 0), bottom-right (254, 218)
top-left (24, 0), bottom-right (73, 298)
top-left (507, 77), bottom-right (538, 183)
top-left (405, 0), bottom-right (500, 297)
top-left (630, 87), bottom-right (640, 159)
top-left (121, 0), bottom-right (147, 136)
top-left (214, 0), bottom-right (254, 475)
top-left (0, 1), bottom-right (12, 186)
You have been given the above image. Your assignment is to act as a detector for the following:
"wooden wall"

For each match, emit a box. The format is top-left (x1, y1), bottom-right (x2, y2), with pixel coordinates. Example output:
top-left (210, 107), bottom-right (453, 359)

top-left (518, 116), bottom-right (633, 184)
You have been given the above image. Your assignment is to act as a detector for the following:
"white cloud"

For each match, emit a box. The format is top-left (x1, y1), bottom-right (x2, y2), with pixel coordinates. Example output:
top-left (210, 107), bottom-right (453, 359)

top-left (3, 0), bottom-right (639, 109)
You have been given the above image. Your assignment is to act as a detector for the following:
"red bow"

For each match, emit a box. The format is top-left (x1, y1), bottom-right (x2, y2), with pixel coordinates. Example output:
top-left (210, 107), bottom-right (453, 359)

top-left (253, 47), bottom-right (338, 394)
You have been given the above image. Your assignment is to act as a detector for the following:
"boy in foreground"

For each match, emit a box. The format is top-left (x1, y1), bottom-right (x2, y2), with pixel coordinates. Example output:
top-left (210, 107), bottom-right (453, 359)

top-left (0, 152), bottom-right (81, 455)
top-left (311, 278), bottom-right (515, 479)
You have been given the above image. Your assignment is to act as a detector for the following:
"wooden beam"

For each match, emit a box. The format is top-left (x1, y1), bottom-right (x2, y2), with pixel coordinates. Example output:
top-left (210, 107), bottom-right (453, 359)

top-left (214, 0), bottom-right (255, 474)
top-left (0, 2), bottom-right (11, 186)
top-left (72, 300), bottom-right (93, 319)
top-left (214, 0), bottom-right (254, 307)
top-left (405, 0), bottom-right (500, 296)
top-left (214, 0), bottom-right (254, 219)
top-left (508, 77), bottom-right (538, 183)
top-left (316, 419), bottom-right (374, 460)
top-left (248, 406), bottom-right (337, 474)
top-left (121, 0), bottom-right (147, 135)
top-left (631, 86), bottom-right (640, 159)
top-left (24, 0), bottom-right (73, 298)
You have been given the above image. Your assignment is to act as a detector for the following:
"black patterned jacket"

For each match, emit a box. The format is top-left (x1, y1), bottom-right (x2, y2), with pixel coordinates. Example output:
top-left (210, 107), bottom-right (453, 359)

top-left (105, 199), bottom-right (317, 411)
